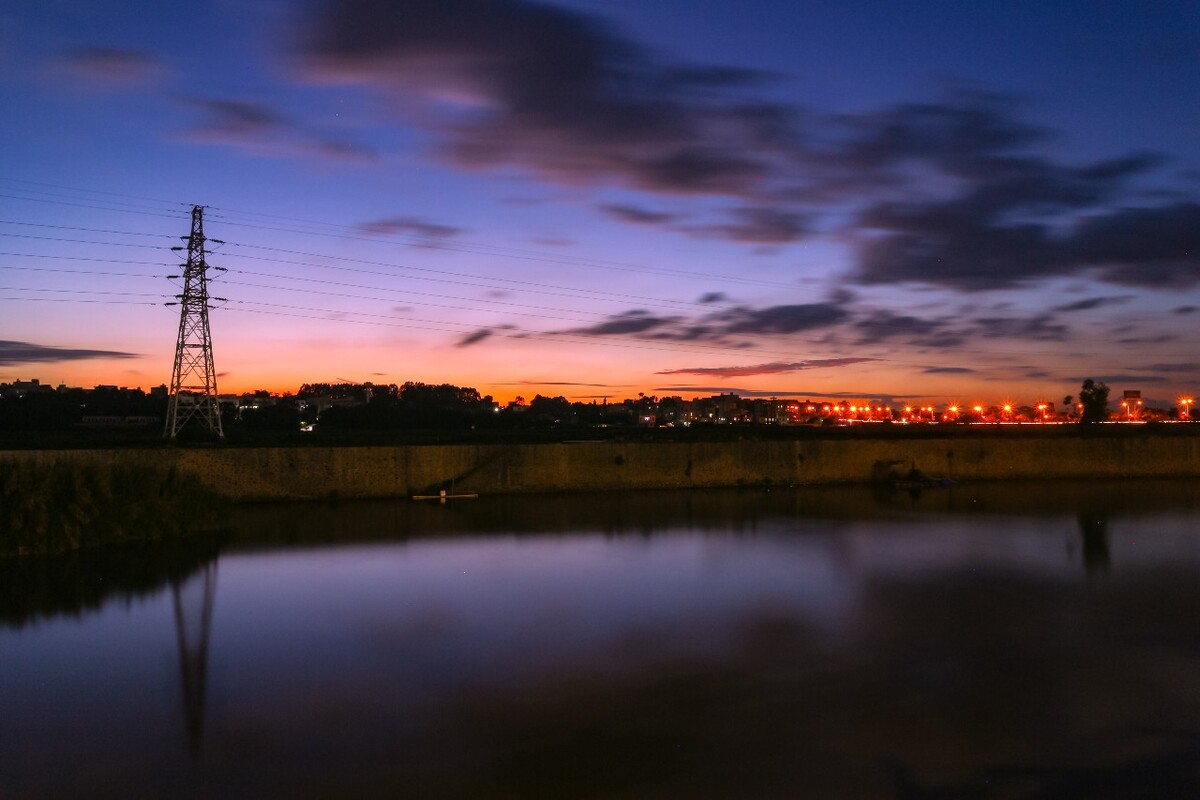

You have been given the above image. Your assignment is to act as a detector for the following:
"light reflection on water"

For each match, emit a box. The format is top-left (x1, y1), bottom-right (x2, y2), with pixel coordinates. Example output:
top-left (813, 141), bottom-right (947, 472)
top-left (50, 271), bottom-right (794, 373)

top-left (3, 481), bottom-right (1200, 798)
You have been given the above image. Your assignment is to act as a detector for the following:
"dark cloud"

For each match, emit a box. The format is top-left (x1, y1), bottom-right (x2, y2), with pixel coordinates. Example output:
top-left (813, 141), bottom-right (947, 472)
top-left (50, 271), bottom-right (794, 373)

top-left (656, 358), bottom-right (875, 378)
top-left (1140, 362), bottom-right (1200, 374)
top-left (503, 381), bottom-right (631, 387)
top-left (923, 367), bottom-right (975, 374)
top-left (456, 328), bottom-right (494, 347)
top-left (455, 324), bottom-right (516, 347)
top-left (654, 385), bottom-right (901, 400)
top-left (698, 292), bottom-right (728, 304)
top-left (971, 315), bottom-right (1067, 341)
top-left (1173, 306), bottom-right (1198, 315)
top-left (60, 46), bottom-right (165, 85)
top-left (852, 310), bottom-right (952, 346)
top-left (558, 301), bottom-right (848, 344)
top-left (1115, 333), bottom-right (1177, 345)
top-left (568, 310), bottom-right (680, 337)
top-left (686, 207), bottom-right (807, 244)
top-left (182, 96), bottom-right (287, 137)
top-left (714, 303), bottom-right (849, 335)
top-left (1051, 295), bottom-right (1134, 312)
top-left (176, 95), bottom-right (376, 162)
top-left (1064, 374), bottom-right (1169, 384)
top-left (298, 0), bottom-right (798, 211)
top-left (295, 3), bottom-right (1197, 281)
top-left (1075, 203), bottom-right (1200, 287)
top-left (823, 98), bottom-right (1193, 291)
top-left (359, 216), bottom-right (464, 238)
top-left (850, 147), bottom-right (1196, 290)
top-left (0, 340), bottom-right (138, 366)
top-left (598, 204), bottom-right (680, 225)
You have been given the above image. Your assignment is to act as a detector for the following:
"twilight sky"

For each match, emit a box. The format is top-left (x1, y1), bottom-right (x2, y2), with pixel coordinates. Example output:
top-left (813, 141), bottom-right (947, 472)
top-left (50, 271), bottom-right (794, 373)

top-left (2, 0), bottom-right (1199, 405)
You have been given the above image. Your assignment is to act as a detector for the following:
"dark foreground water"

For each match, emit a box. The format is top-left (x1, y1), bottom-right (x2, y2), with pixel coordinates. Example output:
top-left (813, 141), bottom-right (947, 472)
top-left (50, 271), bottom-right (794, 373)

top-left (3, 481), bottom-right (1200, 799)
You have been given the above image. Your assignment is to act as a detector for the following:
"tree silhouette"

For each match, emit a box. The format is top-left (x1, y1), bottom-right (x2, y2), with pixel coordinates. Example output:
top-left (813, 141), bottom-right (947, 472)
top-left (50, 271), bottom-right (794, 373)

top-left (1078, 379), bottom-right (1110, 424)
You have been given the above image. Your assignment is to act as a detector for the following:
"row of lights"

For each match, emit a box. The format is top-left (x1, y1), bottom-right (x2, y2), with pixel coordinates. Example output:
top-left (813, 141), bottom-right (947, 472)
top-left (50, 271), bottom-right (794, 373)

top-left (793, 398), bottom-right (1196, 419)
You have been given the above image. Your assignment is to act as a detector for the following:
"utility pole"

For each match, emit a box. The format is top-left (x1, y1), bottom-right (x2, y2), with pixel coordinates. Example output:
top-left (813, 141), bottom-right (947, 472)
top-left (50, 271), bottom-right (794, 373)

top-left (164, 205), bottom-right (225, 438)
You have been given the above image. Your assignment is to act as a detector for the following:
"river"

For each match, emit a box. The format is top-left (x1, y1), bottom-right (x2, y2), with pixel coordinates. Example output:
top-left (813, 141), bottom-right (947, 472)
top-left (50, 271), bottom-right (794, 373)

top-left (3, 480), bottom-right (1200, 798)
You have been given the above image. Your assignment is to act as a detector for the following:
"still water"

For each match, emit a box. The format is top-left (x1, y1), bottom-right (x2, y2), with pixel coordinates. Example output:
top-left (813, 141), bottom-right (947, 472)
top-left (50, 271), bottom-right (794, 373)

top-left (3, 481), bottom-right (1200, 798)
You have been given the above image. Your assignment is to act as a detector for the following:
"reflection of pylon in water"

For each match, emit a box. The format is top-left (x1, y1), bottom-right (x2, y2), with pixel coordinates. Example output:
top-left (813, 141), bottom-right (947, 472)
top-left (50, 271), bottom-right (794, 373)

top-left (172, 561), bottom-right (217, 759)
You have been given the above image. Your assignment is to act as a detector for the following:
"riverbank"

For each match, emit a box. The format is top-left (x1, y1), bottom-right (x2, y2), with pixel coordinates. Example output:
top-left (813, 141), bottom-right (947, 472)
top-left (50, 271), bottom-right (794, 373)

top-left (0, 460), bottom-right (226, 555)
top-left (3, 433), bottom-right (1199, 502)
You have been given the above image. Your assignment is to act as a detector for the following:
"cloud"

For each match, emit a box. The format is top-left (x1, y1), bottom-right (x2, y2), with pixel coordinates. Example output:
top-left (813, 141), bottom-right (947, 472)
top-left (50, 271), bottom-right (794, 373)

top-left (59, 46), bottom-right (165, 86)
top-left (852, 310), bottom-right (953, 346)
top-left (359, 216), bottom-right (464, 238)
top-left (0, 340), bottom-right (138, 366)
top-left (1174, 306), bottom-right (1198, 315)
top-left (549, 301), bottom-right (850, 346)
top-left (698, 292), bottom-right (728, 304)
top-left (713, 303), bottom-right (849, 335)
top-left (181, 96), bottom-right (287, 137)
top-left (294, 3), bottom-right (1197, 283)
top-left (1139, 362), bottom-right (1200, 374)
top-left (923, 366), bottom-right (975, 374)
top-left (455, 324), bottom-right (517, 347)
top-left (847, 118), bottom-right (1198, 291)
top-left (656, 358), bottom-right (875, 378)
top-left (567, 310), bottom-right (682, 337)
top-left (1051, 295), bottom-right (1134, 312)
top-left (297, 0), bottom-right (798, 212)
top-left (971, 315), bottom-right (1067, 341)
top-left (1074, 203), bottom-right (1200, 288)
top-left (654, 385), bottom-right (902, 399)
top-left (684, 206), bottom-right (807, 244)
top-left (1115, 333), bottom-right (1177, 345)
top-left (1064, 374), bottom-right (1169, 384)
top-left (456, 328), bottom-right (494, 347)
top-left (599, 204), bottom-right (680, 225)
top-left (501, 380), bottom-right (632, 387)
top-left (175, 95), bottom-right (377, 162)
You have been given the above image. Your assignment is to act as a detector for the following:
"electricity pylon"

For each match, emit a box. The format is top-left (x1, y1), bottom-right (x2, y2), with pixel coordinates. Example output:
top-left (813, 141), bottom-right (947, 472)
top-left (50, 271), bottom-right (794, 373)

top-left (165, 205), bottom-right (224, 438)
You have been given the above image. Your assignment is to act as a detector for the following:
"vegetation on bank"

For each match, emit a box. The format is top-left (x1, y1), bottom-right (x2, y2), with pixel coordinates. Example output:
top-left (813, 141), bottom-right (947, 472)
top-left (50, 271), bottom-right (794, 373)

top-left (0, 460), bottom-right (226, 556)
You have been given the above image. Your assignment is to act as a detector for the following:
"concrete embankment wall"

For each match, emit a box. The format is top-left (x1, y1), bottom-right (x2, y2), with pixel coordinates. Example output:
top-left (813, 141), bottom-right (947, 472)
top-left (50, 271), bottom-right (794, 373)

top-left (4, 436), bottom-right (1200, 501)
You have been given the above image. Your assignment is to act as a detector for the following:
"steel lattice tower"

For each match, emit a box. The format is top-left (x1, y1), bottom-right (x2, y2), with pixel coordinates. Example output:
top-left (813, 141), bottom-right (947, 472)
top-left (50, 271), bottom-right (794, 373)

top-left (165, 205), bottom-right (224, 438)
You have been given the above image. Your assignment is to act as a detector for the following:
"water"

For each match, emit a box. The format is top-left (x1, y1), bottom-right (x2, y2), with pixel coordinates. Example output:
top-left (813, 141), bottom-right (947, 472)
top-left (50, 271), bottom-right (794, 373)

top-left (3, 481), bottom-right (1200, 798)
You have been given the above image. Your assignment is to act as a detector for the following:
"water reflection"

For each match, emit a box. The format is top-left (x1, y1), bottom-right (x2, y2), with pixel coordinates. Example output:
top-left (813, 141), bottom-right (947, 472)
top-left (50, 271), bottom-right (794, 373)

top-left (1078, 512), bottom-right (1111, 575)
top-left (171, 562), bottom-right (216, 758)
top-left (3, 481), bottom-right (1200, 798)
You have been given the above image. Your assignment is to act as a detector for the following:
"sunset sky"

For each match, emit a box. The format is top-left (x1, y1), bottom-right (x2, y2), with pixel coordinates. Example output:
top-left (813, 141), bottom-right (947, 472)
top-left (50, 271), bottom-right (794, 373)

top-left (3, 0), bottom-right (1199, 406)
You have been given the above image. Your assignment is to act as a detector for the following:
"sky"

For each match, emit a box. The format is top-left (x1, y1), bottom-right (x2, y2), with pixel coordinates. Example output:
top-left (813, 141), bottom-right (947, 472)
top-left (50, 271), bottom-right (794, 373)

top-left (2, 0), bottom-right (1199, 406)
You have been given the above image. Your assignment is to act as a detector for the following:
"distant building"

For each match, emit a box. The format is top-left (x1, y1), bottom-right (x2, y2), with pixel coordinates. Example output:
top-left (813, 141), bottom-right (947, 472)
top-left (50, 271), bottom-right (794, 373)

top-left (1121, 390), bottom-right (1143, 419)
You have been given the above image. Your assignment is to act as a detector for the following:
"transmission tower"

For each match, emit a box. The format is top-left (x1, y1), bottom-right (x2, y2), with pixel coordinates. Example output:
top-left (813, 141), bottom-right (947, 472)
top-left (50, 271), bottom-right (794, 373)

top-left (165, 205), bottom-right (225, 438)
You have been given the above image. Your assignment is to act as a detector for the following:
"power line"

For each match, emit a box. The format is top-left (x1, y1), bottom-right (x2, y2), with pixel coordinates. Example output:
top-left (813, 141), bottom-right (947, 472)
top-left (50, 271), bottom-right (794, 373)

top-left (0, 177), bottom-right (191, 207)
top-left (2, 178), bottom-right (802, 290)
top-left (0, 219), bottom-right (177, 239)
top-left (0, 295), bottom-right (162, 305)
top-left (0, 232), bottom-right (172, 250)
top-left (220, 244), bottom-right (713, 308)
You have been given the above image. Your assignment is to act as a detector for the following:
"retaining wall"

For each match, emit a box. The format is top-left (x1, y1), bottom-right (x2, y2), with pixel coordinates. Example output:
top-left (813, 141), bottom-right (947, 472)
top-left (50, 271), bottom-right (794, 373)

top-left (4, 436), bottom-right (1199, 501)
